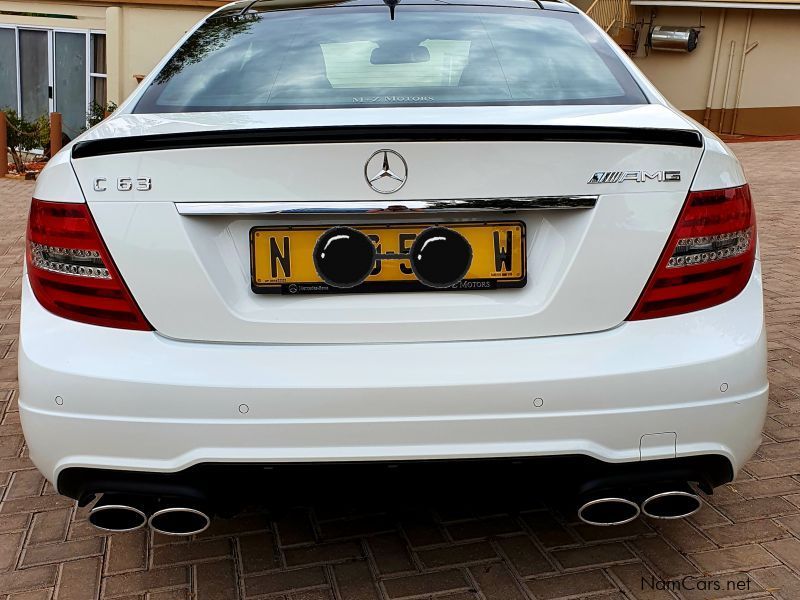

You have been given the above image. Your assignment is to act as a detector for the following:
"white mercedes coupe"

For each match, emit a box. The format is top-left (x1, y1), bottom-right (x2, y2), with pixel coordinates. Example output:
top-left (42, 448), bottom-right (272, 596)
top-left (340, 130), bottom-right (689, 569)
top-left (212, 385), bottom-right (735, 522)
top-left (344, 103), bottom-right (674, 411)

top-left (19, 0), bottom-right (767, 534)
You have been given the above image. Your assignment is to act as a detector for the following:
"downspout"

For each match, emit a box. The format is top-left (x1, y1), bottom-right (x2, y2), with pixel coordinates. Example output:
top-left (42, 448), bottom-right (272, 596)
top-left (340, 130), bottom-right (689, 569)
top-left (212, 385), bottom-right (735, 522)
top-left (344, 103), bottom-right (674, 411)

top-left (703, 9), bottom-right (726, 128)
top-left (718, 41), bottom-right (736, 134)
top-left (731, 10), bottom-right (758, 134)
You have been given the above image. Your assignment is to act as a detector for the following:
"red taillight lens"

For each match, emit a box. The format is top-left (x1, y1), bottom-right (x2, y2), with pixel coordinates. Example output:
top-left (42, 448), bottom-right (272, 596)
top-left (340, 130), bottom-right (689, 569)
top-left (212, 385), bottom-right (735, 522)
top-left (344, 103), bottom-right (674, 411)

top-left (26, 199), bottom-right (152, 330)
top-left (628, 184), bottom-right (756, 320)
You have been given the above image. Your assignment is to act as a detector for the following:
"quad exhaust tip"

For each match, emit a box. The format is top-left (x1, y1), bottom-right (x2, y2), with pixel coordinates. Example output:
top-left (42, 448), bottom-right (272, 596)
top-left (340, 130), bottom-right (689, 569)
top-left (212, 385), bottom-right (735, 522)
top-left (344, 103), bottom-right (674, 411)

top-left (149, 507), bottom-right (211, 536)
top-left (88, 502), bottom-right (148, 533)
top-left (577, 497), bottom-right (640, 527)
top-left (641, 490), bottom-right (702, 519)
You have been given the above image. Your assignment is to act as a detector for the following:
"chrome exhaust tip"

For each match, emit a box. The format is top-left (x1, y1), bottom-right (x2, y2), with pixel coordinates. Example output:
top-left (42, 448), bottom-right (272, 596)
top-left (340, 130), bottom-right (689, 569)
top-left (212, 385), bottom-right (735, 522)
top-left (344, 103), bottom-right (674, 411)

top-left (149, 507), bottom-right (211, 536)
top-left (641, 489), bottom-right (702, 519)
top-left (88, 496), bottom-right (148, 533)
top-left (577, 497), bottom-right (640, 526)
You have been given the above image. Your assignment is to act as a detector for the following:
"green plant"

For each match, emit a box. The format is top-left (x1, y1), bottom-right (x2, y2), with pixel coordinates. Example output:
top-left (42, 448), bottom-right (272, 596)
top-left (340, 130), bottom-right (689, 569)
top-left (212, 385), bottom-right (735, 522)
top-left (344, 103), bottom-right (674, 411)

top-left (86, 100), bottom-right (118, 129)
top-left (2, 108), bottom-right (49, 173)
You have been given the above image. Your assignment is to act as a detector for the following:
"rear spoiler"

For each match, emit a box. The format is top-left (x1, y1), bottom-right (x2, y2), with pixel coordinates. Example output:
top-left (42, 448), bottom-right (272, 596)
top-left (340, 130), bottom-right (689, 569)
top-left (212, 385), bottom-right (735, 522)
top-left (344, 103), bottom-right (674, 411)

top-left (71, 125), bottom-right (703, 159)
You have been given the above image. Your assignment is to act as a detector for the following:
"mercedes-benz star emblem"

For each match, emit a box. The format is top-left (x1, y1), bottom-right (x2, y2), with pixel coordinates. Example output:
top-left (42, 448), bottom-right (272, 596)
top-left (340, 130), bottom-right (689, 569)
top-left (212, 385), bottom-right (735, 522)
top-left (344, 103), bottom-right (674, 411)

top-left (364, 149), bottom-right (408, 194)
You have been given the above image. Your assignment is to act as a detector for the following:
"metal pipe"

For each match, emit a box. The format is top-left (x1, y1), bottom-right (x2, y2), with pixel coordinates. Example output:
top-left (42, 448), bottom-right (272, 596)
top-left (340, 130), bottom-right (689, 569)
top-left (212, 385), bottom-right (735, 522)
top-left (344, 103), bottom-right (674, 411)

top-left (718, 41), bottom-right (736, 134)
top-left (640, 485), bottom-right (702, 519)
top-left (578, 496), bottom-right (640, 526)
top-left (731, 10), bottom-right (757, 135)
top-left (88, 494), bottom-right (149, 532)
top-left (149, 507), bottom-right (211, 536)
top-left (703, 9), bottom-right (726, 128)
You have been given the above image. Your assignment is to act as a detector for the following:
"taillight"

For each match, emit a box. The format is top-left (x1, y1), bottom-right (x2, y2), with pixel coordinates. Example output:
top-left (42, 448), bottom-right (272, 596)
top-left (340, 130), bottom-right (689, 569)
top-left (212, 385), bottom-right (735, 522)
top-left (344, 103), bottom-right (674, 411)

top-left (26, 199), bottom-right (152, 330)
top-left (628, 184), bottom-right (756, 320)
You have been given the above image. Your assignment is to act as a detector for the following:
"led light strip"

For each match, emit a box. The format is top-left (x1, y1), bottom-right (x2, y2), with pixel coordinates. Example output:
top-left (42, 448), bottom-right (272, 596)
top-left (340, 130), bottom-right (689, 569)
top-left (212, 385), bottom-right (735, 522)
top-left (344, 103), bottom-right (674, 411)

top-left (667, 228), bottom-right (752, 268)
top-left (30, 242), bottom-right (111, 279)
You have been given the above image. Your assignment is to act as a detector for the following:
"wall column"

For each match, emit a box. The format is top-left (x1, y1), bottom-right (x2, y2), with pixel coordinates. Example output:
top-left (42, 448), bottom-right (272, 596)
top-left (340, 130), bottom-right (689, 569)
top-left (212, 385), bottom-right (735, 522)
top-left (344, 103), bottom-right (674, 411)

top-left (105, 6), bottom-right (124, 105)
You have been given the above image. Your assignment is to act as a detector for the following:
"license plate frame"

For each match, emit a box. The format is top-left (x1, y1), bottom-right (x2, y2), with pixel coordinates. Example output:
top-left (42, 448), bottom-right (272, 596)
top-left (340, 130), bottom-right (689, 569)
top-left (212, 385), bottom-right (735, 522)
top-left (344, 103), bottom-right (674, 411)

top-left (250, 220), bottom-right (526, 295)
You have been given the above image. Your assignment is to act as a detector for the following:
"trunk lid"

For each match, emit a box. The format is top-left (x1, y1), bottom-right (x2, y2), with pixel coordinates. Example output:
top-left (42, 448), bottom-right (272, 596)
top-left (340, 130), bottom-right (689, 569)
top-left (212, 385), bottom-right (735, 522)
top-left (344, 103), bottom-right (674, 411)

top-left (72, 105), bottom-right (704, 344)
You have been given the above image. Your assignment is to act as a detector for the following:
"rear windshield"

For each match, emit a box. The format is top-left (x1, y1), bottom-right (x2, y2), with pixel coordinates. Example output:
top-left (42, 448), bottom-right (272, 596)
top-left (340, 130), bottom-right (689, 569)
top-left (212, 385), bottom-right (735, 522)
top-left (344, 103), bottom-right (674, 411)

top-left (134, 5), bottom-right (647, 113)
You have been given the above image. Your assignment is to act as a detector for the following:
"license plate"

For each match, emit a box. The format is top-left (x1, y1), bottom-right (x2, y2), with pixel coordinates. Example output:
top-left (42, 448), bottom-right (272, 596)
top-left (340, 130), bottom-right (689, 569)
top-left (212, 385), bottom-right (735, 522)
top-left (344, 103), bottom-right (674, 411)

top-left (250, 221), bottom-right (526, 294)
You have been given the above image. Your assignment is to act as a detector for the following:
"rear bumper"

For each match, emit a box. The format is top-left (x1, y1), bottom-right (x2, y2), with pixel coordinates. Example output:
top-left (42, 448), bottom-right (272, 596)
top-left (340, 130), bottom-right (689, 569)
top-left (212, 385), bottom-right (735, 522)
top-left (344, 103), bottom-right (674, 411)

top-left (19, 265), bottom-right (768, 486)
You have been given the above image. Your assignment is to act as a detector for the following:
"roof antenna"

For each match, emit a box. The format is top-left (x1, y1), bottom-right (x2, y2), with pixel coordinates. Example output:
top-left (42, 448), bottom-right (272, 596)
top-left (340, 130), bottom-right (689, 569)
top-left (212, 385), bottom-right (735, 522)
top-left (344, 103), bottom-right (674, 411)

top-left (383, 0), bottom-right (399, 20)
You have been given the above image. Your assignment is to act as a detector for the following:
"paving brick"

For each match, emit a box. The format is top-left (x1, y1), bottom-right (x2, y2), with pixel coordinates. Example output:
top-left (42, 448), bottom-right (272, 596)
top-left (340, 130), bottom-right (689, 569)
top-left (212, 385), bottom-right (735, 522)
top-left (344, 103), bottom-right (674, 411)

top-left (469, 563), bottom-right (528, 600)
top-left (197, 513), bottom-right (270, 540)
top-left (54, 556), bottom-right (102, 600)
top-left (238, 531), bottom-right (281, 574)
top-left (0, 565), bottom-right (58, 594)
top-left (716, 496), bottom-right (798, 522)
top-left (522, 512), bottom-right (578, 549)
top-left (195, 559), bottom-right (238, 600)
top-left (730, 476), bottom-right (800, 498)
top-left (632, 537), bottom-right (699, 579)
top-left (690, 544), bottom-right (780, 573)
top-left (245, 567), bottom-right (328, 597)
top-left (382, 570), bottom-right (470, 599)
top-left (105, 530), bottom-right (148, 574)
top-left (0, 530), bottom-right (23, 572)
top-left (750, 565), bottom-right (800, 600)
top-left (648, 519), bottom-right (714, 553)
top-left (553, 542), bottom-right (635, 570)
top-left (763, 538), bottom-right (800, 573)
top-left (21, 537), bottom-right (104, 568)
top-left (703, 519), bottom-right (787, 546)
top-left (152, 539), bottom-right (231, 567)
top-left (496, 534), bottom-right (555, 577)
top-left (28, 510), bottom-right (71, 546)
top-left (102, 567), bottom-right (190, 598)
top-left (331, 560), bottom-right (381, 600)
top-left (365, 533), bottom-right (415, 575)
top-left (526, 570), bottom-right (616, 600)
top-left (416, 540), bottom-right (497, 568)
top-left (5, 470), bottom-right (44, 499)
top-left (7, 589), bottom-right (55, 600)
top-left (283, 541), bottom-right (363, 567)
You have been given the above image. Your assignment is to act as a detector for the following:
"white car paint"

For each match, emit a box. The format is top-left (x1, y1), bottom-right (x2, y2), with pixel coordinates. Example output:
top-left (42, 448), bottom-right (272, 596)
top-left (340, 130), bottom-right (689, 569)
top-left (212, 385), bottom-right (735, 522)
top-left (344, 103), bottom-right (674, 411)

top-left (18, 0), bottom-right (766, 502)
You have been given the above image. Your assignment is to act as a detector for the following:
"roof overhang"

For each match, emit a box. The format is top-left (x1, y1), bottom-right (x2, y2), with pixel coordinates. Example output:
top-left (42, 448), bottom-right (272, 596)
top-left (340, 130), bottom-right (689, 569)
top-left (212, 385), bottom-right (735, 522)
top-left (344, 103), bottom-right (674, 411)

top-left (632, 0), bottom-right (800, 8)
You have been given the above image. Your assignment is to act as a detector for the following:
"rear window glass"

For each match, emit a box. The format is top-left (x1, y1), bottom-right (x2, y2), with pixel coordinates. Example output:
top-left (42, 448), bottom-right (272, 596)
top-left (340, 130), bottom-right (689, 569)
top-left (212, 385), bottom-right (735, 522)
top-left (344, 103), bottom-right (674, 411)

top-left (134, 5), bottom-right (647, 113)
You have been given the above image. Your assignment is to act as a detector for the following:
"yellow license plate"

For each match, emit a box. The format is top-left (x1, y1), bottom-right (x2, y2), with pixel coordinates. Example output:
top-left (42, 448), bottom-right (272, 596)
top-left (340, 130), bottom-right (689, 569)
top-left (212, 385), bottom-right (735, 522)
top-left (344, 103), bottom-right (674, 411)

top-left (250, 221), bottom-right (526, 294)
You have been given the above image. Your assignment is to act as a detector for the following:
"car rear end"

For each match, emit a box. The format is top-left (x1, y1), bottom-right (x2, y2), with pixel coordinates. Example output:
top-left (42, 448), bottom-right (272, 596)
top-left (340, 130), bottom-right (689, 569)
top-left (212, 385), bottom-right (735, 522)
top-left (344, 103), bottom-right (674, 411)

top-left (18, 0), bottom-right (767, 531)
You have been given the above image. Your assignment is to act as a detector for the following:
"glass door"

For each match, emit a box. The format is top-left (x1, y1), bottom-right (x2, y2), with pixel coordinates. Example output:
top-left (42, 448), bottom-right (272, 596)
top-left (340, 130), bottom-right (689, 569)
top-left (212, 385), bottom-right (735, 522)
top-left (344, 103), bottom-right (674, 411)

top-left (54, 31), bottom-right (87, 141)
top-left (18, 29), bottom-right (50, 123)
top-left (0, 28), bottom-right (17, 111)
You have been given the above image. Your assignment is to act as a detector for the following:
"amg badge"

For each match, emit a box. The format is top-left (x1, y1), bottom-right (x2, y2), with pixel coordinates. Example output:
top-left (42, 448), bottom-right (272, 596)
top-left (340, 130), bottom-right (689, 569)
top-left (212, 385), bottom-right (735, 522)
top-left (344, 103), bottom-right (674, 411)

top-left (588, 170), bottom-right (681, 184)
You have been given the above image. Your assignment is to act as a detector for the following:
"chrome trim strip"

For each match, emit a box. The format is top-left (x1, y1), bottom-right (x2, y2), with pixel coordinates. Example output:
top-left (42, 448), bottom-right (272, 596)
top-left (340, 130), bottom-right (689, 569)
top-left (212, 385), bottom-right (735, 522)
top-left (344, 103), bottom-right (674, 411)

top-left (176, 196), bottom-right (597, 216)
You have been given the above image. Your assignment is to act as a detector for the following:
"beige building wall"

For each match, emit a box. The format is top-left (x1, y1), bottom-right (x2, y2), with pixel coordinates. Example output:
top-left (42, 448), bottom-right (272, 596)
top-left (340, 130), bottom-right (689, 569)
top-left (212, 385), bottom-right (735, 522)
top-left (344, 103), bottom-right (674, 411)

top-left (3, 0), bottom-right (800, 135)
top-left (105, 4), bottom-right (211, 103)
top-left (632, 6), bottom-right (800, 135)
top-left (0, 0), bottom-right (217, 106)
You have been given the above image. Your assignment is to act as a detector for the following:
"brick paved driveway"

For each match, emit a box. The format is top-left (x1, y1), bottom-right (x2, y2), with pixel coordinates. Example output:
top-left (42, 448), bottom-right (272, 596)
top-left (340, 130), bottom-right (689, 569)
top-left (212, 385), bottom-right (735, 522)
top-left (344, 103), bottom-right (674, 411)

top-left (2, 141), bottom-right (800, 599)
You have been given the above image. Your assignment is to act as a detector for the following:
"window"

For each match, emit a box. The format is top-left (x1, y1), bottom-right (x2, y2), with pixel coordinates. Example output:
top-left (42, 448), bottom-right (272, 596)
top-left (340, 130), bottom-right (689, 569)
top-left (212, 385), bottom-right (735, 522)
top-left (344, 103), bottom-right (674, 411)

top-left (134, 6), bottom-right (646, 113)
top-left (90, 33), bottom-right (107, 109)
top-left (0, 28), bottom-right (17, 111)
top-left (0, 27), bottom-right (106, 141)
